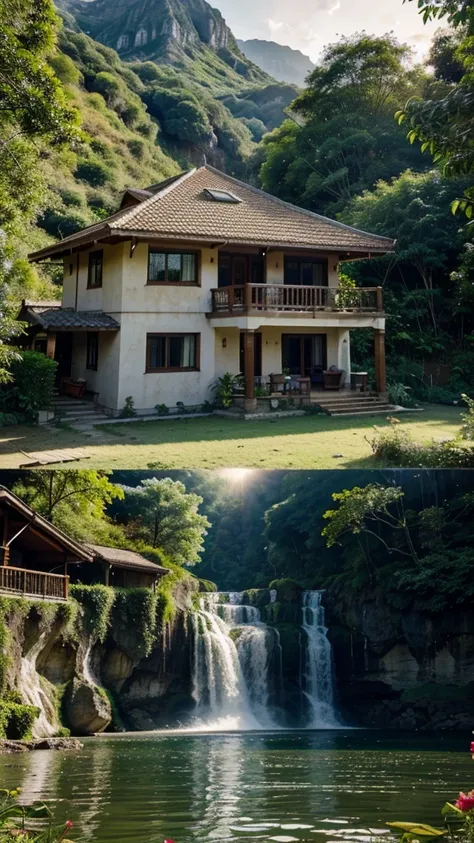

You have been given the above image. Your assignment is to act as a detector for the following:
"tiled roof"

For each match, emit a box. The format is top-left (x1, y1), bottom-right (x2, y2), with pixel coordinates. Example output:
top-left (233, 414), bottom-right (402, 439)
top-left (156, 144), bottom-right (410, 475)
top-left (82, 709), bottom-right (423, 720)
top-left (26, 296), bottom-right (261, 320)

top-left (22, 306), bottom-right (120, 330)
top-left (29, 166), bottom-right (395, 260)
top-left (87, 544), bottom-right (168, 575)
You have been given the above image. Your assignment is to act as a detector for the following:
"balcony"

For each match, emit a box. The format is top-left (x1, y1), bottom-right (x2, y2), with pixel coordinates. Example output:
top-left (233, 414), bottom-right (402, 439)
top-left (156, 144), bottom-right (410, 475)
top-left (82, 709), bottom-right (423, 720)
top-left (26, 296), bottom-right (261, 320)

top-left (210, 284), bottom-right (383, 317)
top-left (0, 566), bottom-right (69, 601)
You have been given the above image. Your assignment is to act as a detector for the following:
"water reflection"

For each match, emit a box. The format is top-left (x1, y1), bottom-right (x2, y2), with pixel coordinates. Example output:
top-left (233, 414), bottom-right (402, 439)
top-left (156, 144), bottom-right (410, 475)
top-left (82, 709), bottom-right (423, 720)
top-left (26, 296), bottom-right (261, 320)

top-left (0, 731), bottom-right (470, 843)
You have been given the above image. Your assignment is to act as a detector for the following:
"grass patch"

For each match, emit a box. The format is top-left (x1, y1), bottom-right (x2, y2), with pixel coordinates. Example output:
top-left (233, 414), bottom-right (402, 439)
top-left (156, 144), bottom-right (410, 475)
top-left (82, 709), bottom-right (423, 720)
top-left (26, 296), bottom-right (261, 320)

top-left (0, 405), bottom-right (463, 469)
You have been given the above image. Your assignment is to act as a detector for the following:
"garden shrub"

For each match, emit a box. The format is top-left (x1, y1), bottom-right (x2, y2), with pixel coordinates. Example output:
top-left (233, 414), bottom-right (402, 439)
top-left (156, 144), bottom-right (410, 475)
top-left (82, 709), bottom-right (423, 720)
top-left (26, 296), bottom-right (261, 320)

top-left (2, 351), bottom-right (57, 422)
top-left (369, 420), bottom-right (474, 467)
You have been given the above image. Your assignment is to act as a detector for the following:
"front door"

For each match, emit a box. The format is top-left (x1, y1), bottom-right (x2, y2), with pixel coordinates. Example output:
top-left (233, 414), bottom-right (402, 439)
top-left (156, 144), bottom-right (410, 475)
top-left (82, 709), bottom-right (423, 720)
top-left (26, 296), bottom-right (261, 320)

top-left (282, 334), bottom-right (327, 376)
top-left (240, 332), bottom-right (262, 377)
top-left (54, 333), bottom-right (73, 384)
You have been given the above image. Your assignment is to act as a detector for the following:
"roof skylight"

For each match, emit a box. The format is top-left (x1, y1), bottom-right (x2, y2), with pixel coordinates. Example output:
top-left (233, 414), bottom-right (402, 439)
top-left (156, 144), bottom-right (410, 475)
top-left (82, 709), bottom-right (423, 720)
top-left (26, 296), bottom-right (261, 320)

top-left (203, 188), bottom-right (242, 204)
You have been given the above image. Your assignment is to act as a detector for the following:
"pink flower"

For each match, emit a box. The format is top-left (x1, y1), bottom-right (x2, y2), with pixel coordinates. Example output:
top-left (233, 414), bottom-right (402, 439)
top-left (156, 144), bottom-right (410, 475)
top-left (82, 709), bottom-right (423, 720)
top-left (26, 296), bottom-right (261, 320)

top-left (163, 839), bottom-right (175, 842)
top-left (65, 821), bottom-right (73, 828)
top-left (470, 742), bottom-right (474, 753)
top-left (455, 792), bottom-right (474, 812)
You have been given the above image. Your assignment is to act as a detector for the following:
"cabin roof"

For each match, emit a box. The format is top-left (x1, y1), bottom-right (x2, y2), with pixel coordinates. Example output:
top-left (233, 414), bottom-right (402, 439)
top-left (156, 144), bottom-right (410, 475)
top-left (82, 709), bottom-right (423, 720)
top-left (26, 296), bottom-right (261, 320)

top-left (86, 544), bottom-right (169, 576)
top-left (0, 487), bottom-right (94, 561)
top-left (29, 165), bottom-right (395, 261)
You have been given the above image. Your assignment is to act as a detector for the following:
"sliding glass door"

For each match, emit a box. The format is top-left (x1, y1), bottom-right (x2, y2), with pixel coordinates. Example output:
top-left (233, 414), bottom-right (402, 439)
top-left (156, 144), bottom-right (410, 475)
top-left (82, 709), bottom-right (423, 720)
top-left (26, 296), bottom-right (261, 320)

top-left (282, 334), bottom-right (327, 376)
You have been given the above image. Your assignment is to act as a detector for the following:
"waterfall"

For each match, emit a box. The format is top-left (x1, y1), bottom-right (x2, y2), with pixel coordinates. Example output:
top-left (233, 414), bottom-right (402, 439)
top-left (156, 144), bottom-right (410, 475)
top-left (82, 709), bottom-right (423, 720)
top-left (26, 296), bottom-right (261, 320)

top-left (301, 590), bottom-right (339, 728)
top-left (190, 593), bottom-right (277, 730)
top-left (19, 632), bottom-right (58, 737)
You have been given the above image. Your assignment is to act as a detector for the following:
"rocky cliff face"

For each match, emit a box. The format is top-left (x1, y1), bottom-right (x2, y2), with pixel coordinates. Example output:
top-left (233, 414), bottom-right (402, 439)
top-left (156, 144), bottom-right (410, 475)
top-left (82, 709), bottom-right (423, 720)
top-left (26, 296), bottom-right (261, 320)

top-left (62, 0), bottom-right (263, 78)
top-left (326, 591), bottom-right (474, 729)
top-left (237, 39), bottom-right (314, 87)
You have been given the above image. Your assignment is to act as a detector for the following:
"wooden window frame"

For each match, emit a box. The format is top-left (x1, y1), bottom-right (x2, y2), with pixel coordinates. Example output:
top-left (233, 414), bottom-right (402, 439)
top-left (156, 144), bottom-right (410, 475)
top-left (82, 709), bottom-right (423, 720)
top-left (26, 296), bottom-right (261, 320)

top-left (86, 332), bottom-right (99, 371)
top-left (87, 250), bottom-right (103, 289)
top-left (145, 332), bottom-right (200, 373)
top-left (284, 256), bottom-right (328, 286)
top-left (146, 248), bottom-right (200, 286)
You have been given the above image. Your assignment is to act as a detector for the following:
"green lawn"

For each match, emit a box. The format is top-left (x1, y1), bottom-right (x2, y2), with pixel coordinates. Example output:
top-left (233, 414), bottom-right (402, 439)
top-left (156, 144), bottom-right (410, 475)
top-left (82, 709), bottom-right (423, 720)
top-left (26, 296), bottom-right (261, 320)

top-left (0, 405), bottom-right (463, 469)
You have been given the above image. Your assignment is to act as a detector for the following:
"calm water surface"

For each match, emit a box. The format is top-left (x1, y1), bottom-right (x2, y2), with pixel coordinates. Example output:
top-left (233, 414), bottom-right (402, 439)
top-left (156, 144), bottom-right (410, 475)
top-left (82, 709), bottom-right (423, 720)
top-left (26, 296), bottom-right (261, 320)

top-left (0, 731), bottom-right (471, 843)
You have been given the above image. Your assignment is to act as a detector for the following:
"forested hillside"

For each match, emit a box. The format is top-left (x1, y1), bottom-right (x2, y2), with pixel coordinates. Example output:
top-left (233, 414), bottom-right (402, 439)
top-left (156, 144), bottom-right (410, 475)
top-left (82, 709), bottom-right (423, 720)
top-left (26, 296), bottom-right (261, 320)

top-left (1, 0), bottom-right (473, 406)
top-left (254, 18), bottom-right (474, 403)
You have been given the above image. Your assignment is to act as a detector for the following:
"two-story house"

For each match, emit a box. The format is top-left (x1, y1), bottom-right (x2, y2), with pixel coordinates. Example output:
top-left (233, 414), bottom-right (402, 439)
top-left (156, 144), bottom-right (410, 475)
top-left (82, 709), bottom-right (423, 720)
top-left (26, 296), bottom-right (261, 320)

top-left (26, 165), bottom-right (394, 414)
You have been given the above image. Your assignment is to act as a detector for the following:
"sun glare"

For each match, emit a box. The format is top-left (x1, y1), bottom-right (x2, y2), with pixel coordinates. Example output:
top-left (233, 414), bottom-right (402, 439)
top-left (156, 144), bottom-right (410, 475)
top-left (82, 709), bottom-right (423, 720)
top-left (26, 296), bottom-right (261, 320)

top-left (219, 468), bottom-right (255, 484)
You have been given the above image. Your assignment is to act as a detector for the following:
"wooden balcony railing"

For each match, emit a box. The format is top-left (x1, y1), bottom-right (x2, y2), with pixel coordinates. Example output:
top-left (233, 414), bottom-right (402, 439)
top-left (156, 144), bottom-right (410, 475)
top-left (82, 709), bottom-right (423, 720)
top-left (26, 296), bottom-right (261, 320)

top-left (210, 284), bottom-right (382, 315)
top-left (0, 566), bottom-right (69, 601)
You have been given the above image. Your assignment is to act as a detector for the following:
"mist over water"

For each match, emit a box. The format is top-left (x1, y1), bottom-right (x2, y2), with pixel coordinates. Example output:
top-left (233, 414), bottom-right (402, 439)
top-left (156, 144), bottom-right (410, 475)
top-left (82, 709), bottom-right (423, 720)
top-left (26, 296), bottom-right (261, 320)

top-left (189, 590), bottom-right (339, 731)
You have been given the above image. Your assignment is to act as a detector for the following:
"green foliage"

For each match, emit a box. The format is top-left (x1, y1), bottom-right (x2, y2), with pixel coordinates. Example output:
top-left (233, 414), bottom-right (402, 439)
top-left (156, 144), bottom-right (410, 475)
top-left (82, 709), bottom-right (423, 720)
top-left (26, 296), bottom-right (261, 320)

top-left (117, 478), bottom-right (210, 564)
top-left (257, 33), bottom-right (427, 215)
top-left (268, 578), bottom-right (302, 603)
top-left (0, 351), bottom-right (57, 422)
top-left (213, 373), bottom-right (243, 407)
top-left (368, 418), bottom-right (474, 467)
top-left (111, 588), bottom-right (158, 658)
top-left (0, 787), bottom-right (74, 841)
top-left (13, 469), bottom-right (124, 525)
top-left (322, 483), bottom-right (406, 547)
top-left (0, 700), bottom-right (39, 740)
top-left (400, 0), bottom-right (474, 218)
top-left (155, 403), bottom-right (169, 416)
top-left (119, 396), bottom-right (136, 418)
top-left (461, 393), bottom-right (474, 439)
top-left (70, 585), bottom-right (115, 643)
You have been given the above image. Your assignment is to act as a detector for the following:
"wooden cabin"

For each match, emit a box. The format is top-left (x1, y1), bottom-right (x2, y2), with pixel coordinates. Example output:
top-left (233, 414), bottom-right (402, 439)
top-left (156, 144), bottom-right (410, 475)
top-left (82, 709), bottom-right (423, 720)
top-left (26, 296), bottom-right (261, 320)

top-left (0, 487), bottom-right (93, 601)
top-left (0, 487), bottom-right (169, 601)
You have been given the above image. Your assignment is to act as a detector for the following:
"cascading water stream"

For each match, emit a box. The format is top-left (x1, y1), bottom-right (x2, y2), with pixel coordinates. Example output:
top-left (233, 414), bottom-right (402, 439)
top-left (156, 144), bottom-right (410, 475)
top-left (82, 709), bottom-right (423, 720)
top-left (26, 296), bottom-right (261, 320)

top-left (19, 632), bottom-right (58, 737)
top-left (191, 593), bottom-right (278, 730)
top-left (301, 590), bottom-right (340, 728)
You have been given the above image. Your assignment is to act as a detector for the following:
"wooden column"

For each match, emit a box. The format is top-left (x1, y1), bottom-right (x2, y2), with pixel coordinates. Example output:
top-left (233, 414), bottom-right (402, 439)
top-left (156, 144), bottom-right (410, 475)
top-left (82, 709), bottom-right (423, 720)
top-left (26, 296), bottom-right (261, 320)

top-left (46, 332), bottom-right (57, 360)
top-left (374, 329), bottom-right (387, 394)
top-left (243, 330), bottom-right (257, 411)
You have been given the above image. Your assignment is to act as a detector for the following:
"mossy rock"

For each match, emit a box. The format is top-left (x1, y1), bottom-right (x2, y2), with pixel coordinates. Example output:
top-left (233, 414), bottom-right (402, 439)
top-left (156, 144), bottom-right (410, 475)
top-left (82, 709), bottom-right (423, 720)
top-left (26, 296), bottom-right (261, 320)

top-left (269, 578), bottom-right (303, 604)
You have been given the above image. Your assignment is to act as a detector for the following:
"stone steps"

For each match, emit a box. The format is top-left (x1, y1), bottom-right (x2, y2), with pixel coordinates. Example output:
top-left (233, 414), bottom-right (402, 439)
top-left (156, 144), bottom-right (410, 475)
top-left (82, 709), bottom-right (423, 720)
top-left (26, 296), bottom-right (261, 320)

top-left (310, 392), bottom-right (393, 417)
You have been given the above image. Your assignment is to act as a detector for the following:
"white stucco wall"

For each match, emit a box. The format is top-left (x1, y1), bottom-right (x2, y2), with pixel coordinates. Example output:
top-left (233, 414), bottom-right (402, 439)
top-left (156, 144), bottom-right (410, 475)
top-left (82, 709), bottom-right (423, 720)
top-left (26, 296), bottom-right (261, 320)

top-left (59, 241), bottom-right (364, 411)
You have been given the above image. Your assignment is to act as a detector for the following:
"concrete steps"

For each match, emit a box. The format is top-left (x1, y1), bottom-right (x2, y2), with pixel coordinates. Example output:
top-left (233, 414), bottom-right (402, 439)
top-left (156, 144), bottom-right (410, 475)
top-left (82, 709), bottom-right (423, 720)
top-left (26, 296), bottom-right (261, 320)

top-left (311, 392), bottom-right (394, 417)
top-left (53, 398), bottom-right (109, 429)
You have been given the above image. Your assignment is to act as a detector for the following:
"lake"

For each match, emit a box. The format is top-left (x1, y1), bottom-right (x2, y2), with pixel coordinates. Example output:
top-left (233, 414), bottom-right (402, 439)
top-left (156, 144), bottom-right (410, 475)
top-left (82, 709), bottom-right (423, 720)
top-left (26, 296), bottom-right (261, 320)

top-left (0, 731), bottom-right (471, 843)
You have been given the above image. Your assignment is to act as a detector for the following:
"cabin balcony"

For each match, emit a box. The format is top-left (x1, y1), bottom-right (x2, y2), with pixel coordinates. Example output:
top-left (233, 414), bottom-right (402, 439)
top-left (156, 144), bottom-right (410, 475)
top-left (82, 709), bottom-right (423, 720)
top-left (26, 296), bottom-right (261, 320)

top-left (0, 566), bottom-right (69, 601)
top-left (208, 284), bottom-right (384, 330)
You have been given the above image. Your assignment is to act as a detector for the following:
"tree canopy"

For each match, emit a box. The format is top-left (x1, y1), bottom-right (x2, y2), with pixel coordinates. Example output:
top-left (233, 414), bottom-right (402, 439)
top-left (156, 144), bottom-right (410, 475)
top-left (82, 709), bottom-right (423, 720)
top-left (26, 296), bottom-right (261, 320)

top-left (256, 33), bottom-right (427, 215)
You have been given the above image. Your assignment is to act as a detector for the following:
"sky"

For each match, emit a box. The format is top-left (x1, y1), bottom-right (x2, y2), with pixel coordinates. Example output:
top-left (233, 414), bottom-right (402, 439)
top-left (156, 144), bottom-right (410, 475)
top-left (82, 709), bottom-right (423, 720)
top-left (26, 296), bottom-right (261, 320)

top-left (215, 0), bottom-right (440, 61)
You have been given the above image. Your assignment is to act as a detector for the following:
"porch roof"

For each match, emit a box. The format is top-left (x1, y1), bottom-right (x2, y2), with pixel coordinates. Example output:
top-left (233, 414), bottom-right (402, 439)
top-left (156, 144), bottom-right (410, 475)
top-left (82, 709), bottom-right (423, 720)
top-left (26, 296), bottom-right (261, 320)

top-left (0, 487), bottom-right (94, 562)
top-left (86, 544), bottom-right (169, 576)
top-left (28, 165), bottom-right (396, 262)
top-left (19, 302), bottom-right (120, 331)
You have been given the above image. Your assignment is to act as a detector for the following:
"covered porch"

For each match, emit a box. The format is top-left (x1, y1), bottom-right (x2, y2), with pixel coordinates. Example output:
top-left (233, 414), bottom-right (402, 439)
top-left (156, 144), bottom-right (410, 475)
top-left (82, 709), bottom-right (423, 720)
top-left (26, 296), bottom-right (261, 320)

top-left (0, 488), bottom-right (93, 601)
top-left (214, 321), bottom-right (386, 411)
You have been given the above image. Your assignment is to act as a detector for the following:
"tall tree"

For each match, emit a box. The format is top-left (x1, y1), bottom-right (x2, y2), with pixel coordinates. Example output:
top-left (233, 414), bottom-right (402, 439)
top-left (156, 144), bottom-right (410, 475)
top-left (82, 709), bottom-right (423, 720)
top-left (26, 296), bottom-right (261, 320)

top-left (399, 0), bottom-right (474, 217)
top-left (119, 478), bottom-right (210, 565)
top-left (0, 0), bottom-right (81, 383)
top-left (256, 33), bottom-right (427, 215)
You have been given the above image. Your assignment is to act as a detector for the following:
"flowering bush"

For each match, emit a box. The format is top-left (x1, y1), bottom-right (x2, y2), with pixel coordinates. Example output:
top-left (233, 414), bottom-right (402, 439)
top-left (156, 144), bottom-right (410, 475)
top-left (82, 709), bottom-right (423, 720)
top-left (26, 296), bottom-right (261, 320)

top-left (0, 788), bottom-right (74, 842)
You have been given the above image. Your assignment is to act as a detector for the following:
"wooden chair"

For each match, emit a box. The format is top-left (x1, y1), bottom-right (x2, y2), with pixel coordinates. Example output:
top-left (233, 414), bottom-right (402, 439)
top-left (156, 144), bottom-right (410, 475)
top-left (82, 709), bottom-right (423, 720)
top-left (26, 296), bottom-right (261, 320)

top-left (323, 368), bottom-right (345, 390)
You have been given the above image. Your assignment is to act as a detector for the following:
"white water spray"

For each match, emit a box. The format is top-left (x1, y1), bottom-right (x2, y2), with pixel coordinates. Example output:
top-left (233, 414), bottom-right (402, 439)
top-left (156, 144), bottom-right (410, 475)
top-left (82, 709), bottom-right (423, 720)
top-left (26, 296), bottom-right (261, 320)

top-left (301, 590), bottom-right (340, 728)
top-left (190, 593), bottom-right (277, 730)
top-left (19, 632), bottom-right (58, 737)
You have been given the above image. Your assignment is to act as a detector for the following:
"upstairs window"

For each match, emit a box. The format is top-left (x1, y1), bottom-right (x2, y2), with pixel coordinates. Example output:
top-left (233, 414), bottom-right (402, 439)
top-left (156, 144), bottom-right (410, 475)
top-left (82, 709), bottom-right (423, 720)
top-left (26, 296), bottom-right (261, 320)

top-left (86, 332), bottom-right (99, 370)
top-left (284, 257), bottom-right (328, 287)
top-left (146, 333), bottom-right (199, 372)
top-left (148, 250), bottom-right (198, 285)
top-left (87, 250), bottom-right (103, 289)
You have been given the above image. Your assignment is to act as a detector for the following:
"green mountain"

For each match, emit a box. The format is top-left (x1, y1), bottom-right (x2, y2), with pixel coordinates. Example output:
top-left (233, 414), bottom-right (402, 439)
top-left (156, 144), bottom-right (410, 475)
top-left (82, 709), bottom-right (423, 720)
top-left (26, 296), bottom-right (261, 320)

top-left (237, 39), bottom-right (315, 86)
top-left (31, 0), bottom-right (297, 252)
